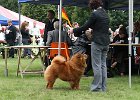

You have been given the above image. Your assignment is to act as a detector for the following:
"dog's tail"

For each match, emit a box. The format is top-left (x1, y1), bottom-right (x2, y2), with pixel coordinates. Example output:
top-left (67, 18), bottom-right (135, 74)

top-left (51, 55), bottom-right (66, 64)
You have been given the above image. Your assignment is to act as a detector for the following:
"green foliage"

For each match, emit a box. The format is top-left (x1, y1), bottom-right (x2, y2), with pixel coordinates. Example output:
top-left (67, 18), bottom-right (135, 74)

top-left (134, 11), bottom-right (140, 21)
top-left (64, 6), bottom-right (91, 26)
top-left (108, 10), bottom-right (128, 30)
top-left (21, 4), bottom-right (57, 23)
top-left (0, 1), bottom-right (140, 30)
top-left (0, 57), bottom-right (140, 100)
top-left (20, 4), bottom-right (91, 27)
top-left (0, 0), bottom-right (18, 12)
top-left (21, 4), bottom-right (91, 26)
top-left (108, 10), bottom-right (140, 31)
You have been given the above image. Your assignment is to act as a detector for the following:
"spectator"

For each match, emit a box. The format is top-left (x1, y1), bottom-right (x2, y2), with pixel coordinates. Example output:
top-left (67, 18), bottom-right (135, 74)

top-left (109, 28), bottom-right (114, 42)
top-left (20, 21), bottom-right (32, 58)
top-left (0, 26), bottom-right (6, 59)
top-left (44, 21), bottom-right (73, 67)
top-left (30, 21), bottom-right (41, 38)
top-left (114, 24), bottom-right (123, 37)
top-left (72, 29), bottom-right (91, 54)
top-left (0, 25), bottom-right (5, 42)
top-left (71, 29), bottom-right (92, 77)
top-left (134, 21), bottom-right (140, 40)
top-left (43, 10), bottom-right (59, 46)
top-left (62, 20), bottom-right (70, 32)
top-left (46, 21), bottom-right (73, 47)
top-left (68, 22), bottom-right (79, 43)
top-left (29, 21), bottom-right (41, 45)
top-left (5, 20), bottom-right (17, 58)
top-left (111, 26), bottom-right (128, 76)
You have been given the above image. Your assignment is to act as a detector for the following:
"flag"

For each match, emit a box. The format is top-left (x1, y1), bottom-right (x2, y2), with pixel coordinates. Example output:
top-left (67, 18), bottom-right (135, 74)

top-left (62, 7), bottom-right (72, 27)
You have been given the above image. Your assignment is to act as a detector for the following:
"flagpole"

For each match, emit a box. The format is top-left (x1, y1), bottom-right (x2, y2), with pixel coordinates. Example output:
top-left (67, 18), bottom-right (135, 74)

top-left (18, 2), bottom-right (22, 45)
top-left (128, 0), bottom-right (133, 88)
top-left (58, 0), bottom-right (62, 55)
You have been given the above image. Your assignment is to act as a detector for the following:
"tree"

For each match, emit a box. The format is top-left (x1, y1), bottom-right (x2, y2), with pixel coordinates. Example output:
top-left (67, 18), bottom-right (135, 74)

top-left (21, 4), bottom-right (57, 23)
top-left (108, 10), bottom-right (140, 31)
top-left (0, 1), bottom-right (140, 30)
top-left (20, 4), bottom-right (91, 26)
top-left (108, 10), bottom-right (128, 31)
top-left (0, 0), bottom-right (18, 12)
top-left (64, 6), bottom-right (91, 26)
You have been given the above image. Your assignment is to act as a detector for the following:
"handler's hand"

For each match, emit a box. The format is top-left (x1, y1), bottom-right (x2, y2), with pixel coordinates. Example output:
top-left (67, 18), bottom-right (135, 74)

top-left (68, 28), bottom-right (73, 34)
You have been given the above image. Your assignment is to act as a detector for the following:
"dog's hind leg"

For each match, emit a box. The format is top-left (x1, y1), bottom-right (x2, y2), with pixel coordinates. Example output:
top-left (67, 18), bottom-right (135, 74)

top-left (46, 81), bottom-right (55, 89)
top-left (46, 77), bottom-right (57, 89)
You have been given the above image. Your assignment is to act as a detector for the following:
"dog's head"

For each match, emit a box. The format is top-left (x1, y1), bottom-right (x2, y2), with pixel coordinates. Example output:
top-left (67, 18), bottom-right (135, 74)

top-left (71, 53), bottom-right (87, 68)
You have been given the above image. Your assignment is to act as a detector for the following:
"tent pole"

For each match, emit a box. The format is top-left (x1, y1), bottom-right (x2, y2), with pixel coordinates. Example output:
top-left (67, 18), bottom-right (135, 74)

top-left (58, 0), bottom-right (62, 56)
top-left (18, 2), bottom-right (22, 45)
top-left (128, 0), bottom-right (133, 88)
top-left (58, 5), bottom-right (60, 19)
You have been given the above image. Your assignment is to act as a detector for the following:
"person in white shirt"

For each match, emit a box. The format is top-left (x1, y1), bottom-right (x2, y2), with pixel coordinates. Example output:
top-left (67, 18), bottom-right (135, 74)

top-left (30, 21), bottom-right (40, 36)
top-left (0, 25), bottom-right (5, 42)
top-left (67, 22), bottom-right (79, 43)
top-left (0, 25), bottom-right (6, 59)
top-left (29, 21), bottom-right (41, 45)
top-left (114, 24), bottom-right (123, 37)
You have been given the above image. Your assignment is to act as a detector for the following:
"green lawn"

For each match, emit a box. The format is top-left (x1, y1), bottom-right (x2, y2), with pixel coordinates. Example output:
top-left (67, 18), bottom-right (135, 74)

top-left (0, 56), bottom-right (140, 100)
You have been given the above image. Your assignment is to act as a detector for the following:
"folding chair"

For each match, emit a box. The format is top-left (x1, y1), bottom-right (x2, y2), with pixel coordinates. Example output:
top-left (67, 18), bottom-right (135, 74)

top-left (49, 42), bottom-right (70, 61)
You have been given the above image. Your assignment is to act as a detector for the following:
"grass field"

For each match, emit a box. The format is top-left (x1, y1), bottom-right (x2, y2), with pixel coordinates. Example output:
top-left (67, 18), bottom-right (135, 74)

top-left (0, 56), bottom-right (140, 100)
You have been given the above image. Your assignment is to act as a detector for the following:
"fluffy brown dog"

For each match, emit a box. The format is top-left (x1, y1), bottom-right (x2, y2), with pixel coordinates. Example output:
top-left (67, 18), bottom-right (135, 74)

top-left (44, 53), bottom-right (87, 89)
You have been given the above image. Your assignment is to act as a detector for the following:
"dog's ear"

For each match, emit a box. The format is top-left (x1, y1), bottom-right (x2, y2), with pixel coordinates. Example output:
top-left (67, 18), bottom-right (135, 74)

top-left (83, 54), bottom-right (87, 59)
top-left (77, 52), bottom-right (82, 55)
top-left (77, 53), bottom-right (81, 58)
top-left (76, 53), bottom-right (87, 59)
top-left (75, 52), bottom-right (81, 58)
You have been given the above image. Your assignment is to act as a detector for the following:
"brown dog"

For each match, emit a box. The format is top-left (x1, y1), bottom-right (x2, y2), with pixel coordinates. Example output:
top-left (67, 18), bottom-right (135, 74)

top-left (44, 53), bottom-right (87, 89)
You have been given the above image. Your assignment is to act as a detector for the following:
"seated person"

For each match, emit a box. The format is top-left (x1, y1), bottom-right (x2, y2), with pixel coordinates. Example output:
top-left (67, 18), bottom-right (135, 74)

top-left (46, 21), bottom-right (73, 47)
top-left (134, 21), bottom-right (140, 42)
top-left (111, 26), bottom-right (128, 76)
top-left (72, 29), bottom-right (92, 76)
top-left (72, 34), bottom-right (90, 54)
top-left (44, 21), bottom-right (73, 67)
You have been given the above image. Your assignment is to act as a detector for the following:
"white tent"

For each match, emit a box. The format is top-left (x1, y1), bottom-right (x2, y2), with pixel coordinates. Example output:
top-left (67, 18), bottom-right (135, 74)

top-left (0, 6), bottom-right (45, 29)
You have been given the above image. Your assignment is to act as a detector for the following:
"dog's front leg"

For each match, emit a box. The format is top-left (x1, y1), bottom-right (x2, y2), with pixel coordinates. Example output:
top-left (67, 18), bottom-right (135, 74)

top-left (69, 81), bottom-right (75, 89)
top-left (73, 80), bottom-right (80, 90)
top-left (69, 81), bottom-right (80, 90)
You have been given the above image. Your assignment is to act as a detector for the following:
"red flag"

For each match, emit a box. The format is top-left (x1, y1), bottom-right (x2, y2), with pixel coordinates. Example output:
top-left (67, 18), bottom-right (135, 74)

top-left (62, 7), bottom-right (72, 27)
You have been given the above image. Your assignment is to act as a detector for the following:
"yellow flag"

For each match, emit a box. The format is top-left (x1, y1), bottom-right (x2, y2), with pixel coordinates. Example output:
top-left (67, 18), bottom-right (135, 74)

top-left (62, 7), bottom-right (72, 27)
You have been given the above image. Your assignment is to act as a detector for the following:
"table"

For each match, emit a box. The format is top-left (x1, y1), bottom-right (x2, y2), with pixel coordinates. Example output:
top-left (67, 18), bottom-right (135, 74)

top-left (109, 43), bottom-right (140, 56)
top-left (0, 40), bottom-right (6, 58)
top-left (110, 43), bottom-right (140, 46)
top-left (109, 43), bottom-right (140, 70)
top-left (5, 45), bottom-right (50, 78)
top-left (0, 40), bottom-right (8, 76)
top-left (4, 46), bottom-right (11, 76)
top-left (89, 43), bottom-right (140, 46)
top-left (109, 43), bottom-right (130, 46)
